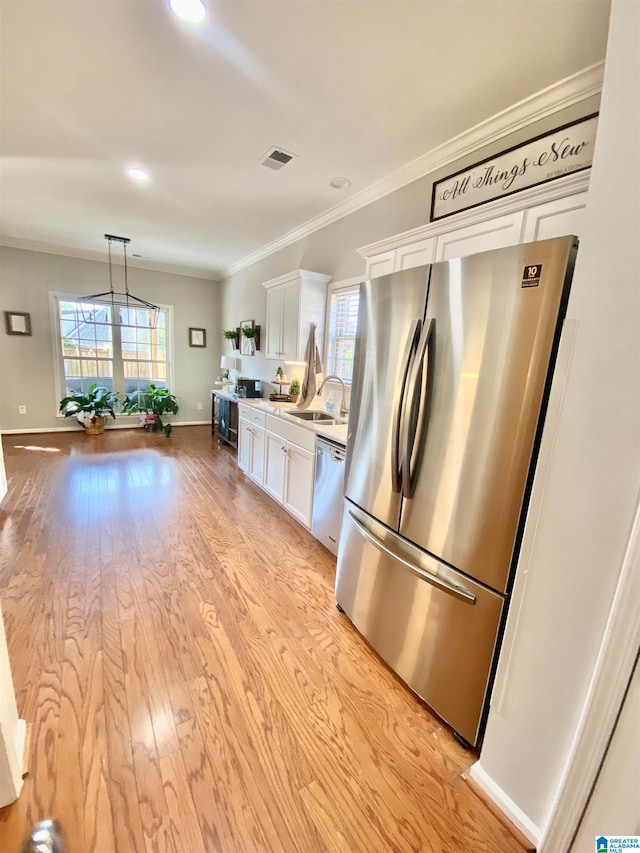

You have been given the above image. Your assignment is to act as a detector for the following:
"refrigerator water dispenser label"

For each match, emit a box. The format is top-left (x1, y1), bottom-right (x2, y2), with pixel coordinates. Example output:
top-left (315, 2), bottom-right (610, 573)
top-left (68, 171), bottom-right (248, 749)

top-left (521, 264), bottom-right (542, 287)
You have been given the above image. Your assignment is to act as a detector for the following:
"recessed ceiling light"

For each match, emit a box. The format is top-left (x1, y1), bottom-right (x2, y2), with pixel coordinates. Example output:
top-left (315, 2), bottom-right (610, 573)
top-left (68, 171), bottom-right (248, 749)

top-left (329, 177), bottom-right (351, 189)
top-left (169, 0), bottom-right (206, 23)
top-left (127, 167), bottom-right (150, 181)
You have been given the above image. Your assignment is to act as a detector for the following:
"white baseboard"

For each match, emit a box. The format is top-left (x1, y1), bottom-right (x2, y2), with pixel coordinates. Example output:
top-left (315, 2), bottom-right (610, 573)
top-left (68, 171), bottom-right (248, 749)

top-left (469, 761), bottom-right (540, 847)
top-left (1, 420), bottom-right (210, 435)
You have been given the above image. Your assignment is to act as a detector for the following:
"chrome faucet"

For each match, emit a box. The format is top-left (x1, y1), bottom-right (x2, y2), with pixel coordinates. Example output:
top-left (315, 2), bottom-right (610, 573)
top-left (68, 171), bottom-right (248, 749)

top-left (317, 375), bottom-right (348, 417)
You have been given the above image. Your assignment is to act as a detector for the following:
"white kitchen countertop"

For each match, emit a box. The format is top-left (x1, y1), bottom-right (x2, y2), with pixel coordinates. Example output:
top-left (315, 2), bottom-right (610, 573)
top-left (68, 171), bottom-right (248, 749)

top-left (211, 389), bottom-right (348, 446)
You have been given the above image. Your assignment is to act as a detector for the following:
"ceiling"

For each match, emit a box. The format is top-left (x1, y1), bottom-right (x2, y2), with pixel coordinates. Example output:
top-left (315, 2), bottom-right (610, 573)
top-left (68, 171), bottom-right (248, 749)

top-left (0, 0), bottom-right (611, 280)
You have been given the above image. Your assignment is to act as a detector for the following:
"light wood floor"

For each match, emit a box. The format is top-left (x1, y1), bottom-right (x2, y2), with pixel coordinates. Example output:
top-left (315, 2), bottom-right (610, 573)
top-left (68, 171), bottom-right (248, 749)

top-left (0, 427), bottom-right (530, 853)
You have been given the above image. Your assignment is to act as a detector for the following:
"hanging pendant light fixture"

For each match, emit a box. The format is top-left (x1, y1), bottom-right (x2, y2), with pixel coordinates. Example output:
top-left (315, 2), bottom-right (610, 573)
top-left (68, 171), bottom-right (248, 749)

top-left (78, 234), bottom-right (160, 327)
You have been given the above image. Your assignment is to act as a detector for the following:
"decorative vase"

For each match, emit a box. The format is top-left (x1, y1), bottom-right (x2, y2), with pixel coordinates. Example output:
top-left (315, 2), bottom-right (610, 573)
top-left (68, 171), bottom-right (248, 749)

top-left (84, 416), bottom-right (105, 435)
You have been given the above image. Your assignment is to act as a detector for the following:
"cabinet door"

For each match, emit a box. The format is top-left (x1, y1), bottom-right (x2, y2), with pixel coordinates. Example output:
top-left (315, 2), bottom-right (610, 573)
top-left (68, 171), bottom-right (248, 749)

top-left (264, 431), bottom-right (286, 503)
top-left (265, 287), bottom-right (284, 358)
top-left (521, 193), bottom-right (587, 242)
top-left (396, 237), bottom-right (436, 271)
top-left (434, 211), bottom-right (525, 261)
top-left (283, 443), bottom-right (315, 528)
top-left (366, 250), bottom-right (395, 280)
top-left (280, 281), bottom-right (300, 360)
top-left (249, 426), bottom-right (265, 485)
top-left (238, 418), bottom-right (251, 473)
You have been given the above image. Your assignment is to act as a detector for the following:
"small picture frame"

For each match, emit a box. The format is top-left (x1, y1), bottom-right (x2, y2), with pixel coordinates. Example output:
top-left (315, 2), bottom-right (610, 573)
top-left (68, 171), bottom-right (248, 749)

top-left (189, 327), bottom-right (206, 348)
top-left (5, 311), bottom-right (32, 336)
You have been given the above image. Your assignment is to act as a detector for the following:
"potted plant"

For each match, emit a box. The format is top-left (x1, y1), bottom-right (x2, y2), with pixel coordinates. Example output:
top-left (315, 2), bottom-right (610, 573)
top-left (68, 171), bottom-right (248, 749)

top-left (241, 324), bottom-right (259, 354)
top-left (223, 329), bottom-right (239, 349)
top-left (289, 377), bottom-right (301, 403)
top-left (122, 382), bottom-right (179, 437)
top-left (59, 384), bottom-right (118, 434)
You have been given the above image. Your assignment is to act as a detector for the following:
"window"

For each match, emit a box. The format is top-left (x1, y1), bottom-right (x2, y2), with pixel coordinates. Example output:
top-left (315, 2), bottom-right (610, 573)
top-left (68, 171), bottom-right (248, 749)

top-left (325, 285), bottom-right (360, 382)
top-left (53, 295), bottom-right (172, 407)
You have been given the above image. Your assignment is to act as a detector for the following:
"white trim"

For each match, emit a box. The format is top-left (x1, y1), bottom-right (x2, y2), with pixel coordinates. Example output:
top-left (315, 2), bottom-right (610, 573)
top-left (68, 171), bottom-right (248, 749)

top-left (357, 171), bottom-right (590, 258)
top-left (327, 275), bottom-right (364, 295)
top-left (261, 269), bottom-right (332, 290)
top-left (469, 763), bottom-right (541, 846)
top-left (0, 420), bottom-right (210, 436)
top-left (0, 236), bottom-right (219, 281)
top-left (538, 493), bottom-right (640, 853)
top-left (224, 64), bottom-right (603, 278)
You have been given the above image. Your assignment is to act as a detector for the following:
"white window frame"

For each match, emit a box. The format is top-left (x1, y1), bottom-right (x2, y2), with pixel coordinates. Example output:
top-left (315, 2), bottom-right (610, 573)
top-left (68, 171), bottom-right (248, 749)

top-left (323, 275), bottom-right (362, 384)
top-left (49, 291), bottom-right (175, 417)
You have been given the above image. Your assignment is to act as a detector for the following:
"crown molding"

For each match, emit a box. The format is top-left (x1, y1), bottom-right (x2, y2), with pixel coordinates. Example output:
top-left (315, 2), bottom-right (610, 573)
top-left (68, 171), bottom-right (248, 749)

top-left (262, 269), bottom-right (332, 290)
top-left (0, 236), bottom-right (220, 281)
top-left (223, 62), bottom-right (604, 279)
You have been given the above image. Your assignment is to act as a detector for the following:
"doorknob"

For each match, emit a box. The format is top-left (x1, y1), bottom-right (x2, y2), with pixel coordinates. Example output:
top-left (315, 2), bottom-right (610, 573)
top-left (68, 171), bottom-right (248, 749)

top-left (22, 819), bottom-right (64, 853)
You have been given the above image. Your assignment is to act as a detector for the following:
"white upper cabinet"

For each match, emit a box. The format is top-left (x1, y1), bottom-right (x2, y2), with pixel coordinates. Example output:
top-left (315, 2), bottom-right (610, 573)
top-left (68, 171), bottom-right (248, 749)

top-left (521, 192), bottom-right (588, 243)
top-left (263, 270), bottom-right (331, 360)
top-left (360, 172), bottom-right (590, 276)
top-left (365, 238), bottom-right (436, 278)
top-left (434, 211), bottom-right (525, 260)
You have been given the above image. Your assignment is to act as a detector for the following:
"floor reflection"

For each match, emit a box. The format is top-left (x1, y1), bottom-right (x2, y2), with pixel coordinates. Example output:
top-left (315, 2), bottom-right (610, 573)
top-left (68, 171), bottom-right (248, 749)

top-left (62, 448), bottom-right (177, 522)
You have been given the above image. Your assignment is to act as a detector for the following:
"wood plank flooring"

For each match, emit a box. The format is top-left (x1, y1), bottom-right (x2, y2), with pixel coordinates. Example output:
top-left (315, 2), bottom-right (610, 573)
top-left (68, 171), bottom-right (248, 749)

top-left (0, 427), bottom-right (531, 853)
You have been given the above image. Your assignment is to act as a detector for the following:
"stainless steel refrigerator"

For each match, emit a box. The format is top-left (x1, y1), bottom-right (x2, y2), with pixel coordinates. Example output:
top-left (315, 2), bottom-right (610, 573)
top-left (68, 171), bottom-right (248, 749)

top-left (335, 236), bottom-right (578, 747)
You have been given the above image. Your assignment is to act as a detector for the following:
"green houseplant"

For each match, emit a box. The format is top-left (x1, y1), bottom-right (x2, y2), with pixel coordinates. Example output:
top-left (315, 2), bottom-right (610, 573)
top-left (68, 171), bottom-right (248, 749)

top-left (223, 328), bottom-right (239, 349)
top-left (59, 384), bottom-right (118, 434)
top-left (122, 382), bottom-right (179, 437)
top-left (289, 377), bottom-right (300, 402)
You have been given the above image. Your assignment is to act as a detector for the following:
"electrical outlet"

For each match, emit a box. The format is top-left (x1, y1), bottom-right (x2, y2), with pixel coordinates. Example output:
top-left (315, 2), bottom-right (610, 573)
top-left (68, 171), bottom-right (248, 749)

top-left (18, 405), bottom-right (27, 415)
top-left (197, 401), bottom-right (203, 410)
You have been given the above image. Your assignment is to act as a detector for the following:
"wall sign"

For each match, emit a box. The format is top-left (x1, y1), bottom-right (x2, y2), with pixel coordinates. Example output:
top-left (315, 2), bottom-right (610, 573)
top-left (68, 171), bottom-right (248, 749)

top-left (431, 113), bottom-right (598, 221)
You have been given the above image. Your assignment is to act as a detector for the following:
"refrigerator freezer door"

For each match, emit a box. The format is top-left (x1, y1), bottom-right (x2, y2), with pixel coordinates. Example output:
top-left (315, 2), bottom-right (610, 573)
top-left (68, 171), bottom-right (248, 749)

top-left (400, 236), bottom-right (576, 593)
top-left (344, 266), bottom-right (430, 531)
top-left (335, 501), bottom-right (504, 746)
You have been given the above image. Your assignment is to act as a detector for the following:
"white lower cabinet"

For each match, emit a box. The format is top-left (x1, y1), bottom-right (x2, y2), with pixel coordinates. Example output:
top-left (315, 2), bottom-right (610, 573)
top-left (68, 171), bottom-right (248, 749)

top-left (264, 430), bottom-right (286, 503)
top-left (238, 405), bottom-right (267, 486)
top-left (282, 442), bottom-right (315, 528)
top-left (260, 414), bottom-right (317, 529)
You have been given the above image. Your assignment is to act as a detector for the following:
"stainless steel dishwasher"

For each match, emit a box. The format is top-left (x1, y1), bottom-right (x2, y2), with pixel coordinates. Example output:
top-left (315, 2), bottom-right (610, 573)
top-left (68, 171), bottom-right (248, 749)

top-left (311, 438), bottom-right (346, 555)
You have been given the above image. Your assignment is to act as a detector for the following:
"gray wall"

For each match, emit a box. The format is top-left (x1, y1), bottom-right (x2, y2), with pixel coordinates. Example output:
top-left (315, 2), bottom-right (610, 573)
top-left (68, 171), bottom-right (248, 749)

top-left (0, 248), bottom-right (220, 431)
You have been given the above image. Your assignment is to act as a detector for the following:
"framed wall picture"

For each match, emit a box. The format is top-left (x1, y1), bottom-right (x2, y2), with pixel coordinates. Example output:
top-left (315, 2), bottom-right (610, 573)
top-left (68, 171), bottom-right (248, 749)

top-left (189, 327), bottom-right (206, 348)
top-left (5, 311), bottom-right (32, 336)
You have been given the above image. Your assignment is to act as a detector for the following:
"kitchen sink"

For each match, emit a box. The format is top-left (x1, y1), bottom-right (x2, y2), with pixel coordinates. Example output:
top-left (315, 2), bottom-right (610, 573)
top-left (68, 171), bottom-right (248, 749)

top-left (286, 410), bottom-right (338, 423)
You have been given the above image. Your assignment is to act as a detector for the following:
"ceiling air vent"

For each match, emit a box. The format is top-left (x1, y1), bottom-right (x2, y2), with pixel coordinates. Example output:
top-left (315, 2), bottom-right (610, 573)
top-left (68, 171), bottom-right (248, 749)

top-left (259, 146), bottom-right (298, 171)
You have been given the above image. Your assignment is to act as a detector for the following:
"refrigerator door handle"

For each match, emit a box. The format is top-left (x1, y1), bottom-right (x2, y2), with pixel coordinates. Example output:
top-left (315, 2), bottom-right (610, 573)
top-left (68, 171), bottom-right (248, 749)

top-left (349, 511), bottom-right (476, 604)
top-left (391, 318), bottom-right (421, 494)
top-left (400, 317), bottom-right (434, 499)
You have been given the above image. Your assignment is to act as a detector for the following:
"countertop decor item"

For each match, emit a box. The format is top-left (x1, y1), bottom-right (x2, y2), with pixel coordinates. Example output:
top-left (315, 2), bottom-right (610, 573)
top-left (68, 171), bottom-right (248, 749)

top-left (59, 383), bottom-right (118, 434)
top-left (122, 382), bottom-right (179, 437)
top-left (289, 377), bottom-right (300, 403)
top-left (219, 355), bottom-right (237, 389)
